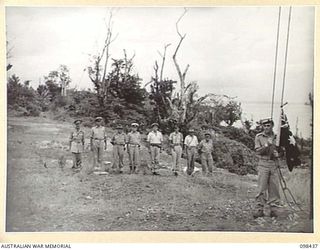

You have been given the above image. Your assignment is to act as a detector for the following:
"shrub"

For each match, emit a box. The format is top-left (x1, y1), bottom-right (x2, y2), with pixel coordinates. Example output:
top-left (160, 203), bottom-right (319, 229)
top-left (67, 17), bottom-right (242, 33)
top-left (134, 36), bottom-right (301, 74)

top-left (212, 135), bottom-right (258, 175)
top-left (219, 126), bottom-right (255, 150)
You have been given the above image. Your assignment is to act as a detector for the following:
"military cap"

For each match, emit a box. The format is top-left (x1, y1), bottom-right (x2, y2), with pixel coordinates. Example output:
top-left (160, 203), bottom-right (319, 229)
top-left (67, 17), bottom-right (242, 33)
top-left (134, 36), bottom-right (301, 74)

top-left (151, 123), bottom-right (159, 127)
top-left (260, 118), bottom-right (274, 126)
top-left (116, 124), bottom-right (123, 129)
top-left (131, 123), bottom-right (139, 127)
top-left (189, 128), bottom-right (195, 132)
top-left (74, 119), bottom-right (82, 125)
top-left (95, 116), bottom-right (103, 121)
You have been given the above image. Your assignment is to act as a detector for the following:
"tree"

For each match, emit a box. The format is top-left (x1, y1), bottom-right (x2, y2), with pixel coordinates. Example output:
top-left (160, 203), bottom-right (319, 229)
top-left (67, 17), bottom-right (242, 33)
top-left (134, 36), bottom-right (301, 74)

top-left (108, 50), bottom-right (146, 106)
top-left (105, 50), bottom-right (148, 121)
top-left (87, 11), bottom-right (118, 110)
top-left (43, 65), bottom-right (71, 100)
top-left (58, 65), bottom-right (71, 96)
top-left (147, 43), bottom-right (177, 125)
top-left (36, 84), bottom-right (51, 111)
top-left (172, 8), bottom-right (189, 124)
top-left (7, 74), bottom-right (40, 116)
top-left (168, 8), bottom-right (213, 132)
top-left (202, 95), bottom-right (242, 127)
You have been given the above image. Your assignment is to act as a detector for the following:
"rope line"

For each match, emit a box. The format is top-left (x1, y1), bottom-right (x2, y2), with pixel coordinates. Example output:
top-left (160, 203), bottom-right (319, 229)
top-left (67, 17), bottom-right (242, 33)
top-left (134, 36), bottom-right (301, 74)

top-left (280, 6), bottom-right (292, 106)
top-left (276, 163), bottom-right (303, 212)
top-left (271, 7), bottom-right (282, 120)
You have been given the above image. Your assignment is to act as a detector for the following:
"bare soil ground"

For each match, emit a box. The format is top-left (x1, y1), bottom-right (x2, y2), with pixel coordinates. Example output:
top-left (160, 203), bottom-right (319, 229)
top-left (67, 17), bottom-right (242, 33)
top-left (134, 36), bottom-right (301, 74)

top-left (6, 116), bottom-right (313, 232)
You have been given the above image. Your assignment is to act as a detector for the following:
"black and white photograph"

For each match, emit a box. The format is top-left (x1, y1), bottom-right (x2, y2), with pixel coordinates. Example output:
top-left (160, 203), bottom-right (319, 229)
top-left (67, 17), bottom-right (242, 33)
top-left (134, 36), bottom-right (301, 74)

top-left (5, 6), bottom-right (314, 233)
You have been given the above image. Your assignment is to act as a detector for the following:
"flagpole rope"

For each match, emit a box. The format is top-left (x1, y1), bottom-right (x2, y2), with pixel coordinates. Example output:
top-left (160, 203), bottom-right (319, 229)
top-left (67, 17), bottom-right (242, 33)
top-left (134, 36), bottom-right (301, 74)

top-left (280, 6), bottom-right (292, 106)
top-left (271, 7), bottom-right (282, 120)
top-left (276, 161), bottom-right (303, 211)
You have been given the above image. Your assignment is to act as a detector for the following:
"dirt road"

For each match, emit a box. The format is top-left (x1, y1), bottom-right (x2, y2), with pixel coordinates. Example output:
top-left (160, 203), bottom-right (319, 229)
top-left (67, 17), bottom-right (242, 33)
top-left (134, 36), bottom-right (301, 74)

top-left (6, 116), bottom-right (312, 232)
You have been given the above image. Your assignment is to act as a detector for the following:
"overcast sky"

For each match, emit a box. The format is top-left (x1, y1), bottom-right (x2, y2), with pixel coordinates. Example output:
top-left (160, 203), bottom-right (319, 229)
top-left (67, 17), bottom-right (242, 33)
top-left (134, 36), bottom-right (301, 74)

top-left (6, 6), bottom-right (314, 104)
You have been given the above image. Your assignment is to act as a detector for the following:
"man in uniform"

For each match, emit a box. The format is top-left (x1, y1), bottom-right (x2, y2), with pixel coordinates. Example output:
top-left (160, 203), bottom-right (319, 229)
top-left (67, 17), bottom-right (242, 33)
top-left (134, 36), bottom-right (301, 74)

top-left (169, 124), bottom-right (183, 176)
top-left (90, 117), bottom-right (107, 171)
top-left (111, 124), bottom-right (127, 174)
top-left (253, 118), bottom-right (281, 218)
top-left (198, 131), bottom-right (214, 176)
top-left (127, 123), bottom-right (141, 174)
top-left (147, 123), bottom-right (163, 175)
top-left (69, 119), bottom-right (85, 171)
top-left (184, 128), bottom-right (199, 175)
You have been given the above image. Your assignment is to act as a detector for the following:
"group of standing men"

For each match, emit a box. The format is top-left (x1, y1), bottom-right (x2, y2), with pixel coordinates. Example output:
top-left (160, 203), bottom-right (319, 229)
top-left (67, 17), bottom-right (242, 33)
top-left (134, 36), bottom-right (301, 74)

top-left (69, 116), bottom-right (284, 218)
top-left (69, 117), bottom-right (216, 176)
top-left (69, 116), bottom-right (141, 174)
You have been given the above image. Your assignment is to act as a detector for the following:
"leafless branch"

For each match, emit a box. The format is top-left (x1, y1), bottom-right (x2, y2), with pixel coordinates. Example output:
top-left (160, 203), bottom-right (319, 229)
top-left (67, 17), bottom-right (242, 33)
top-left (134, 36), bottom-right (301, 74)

top-left (159, 43), bottom-right (171, 81)
top-left (172, 8), bottom-right (188, 123)
top-left (176, 8), bottom-right (188, 39)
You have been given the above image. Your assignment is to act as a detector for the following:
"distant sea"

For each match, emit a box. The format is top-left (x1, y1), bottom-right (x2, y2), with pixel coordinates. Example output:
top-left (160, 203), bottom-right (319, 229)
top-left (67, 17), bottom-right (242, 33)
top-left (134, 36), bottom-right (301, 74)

top-left (234, 102), bottom-right (313, 139)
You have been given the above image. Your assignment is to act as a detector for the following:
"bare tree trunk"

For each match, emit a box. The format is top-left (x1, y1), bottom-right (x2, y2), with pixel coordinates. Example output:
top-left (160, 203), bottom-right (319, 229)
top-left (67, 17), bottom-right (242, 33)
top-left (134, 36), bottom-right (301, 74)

top-left (88, 10), bottom-right (118, 108)
top-left (158, 43), bottom-right (171, 82)
top-left (172, 8), bottom-right (189, 123)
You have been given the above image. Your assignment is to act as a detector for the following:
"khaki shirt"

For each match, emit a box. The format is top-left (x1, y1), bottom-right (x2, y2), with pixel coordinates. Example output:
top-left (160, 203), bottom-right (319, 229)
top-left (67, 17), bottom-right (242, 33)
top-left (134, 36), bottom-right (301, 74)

top-left (199, 139), bottom-right (213, 153)
top-left (169, 132), bottom-right (183, 145)
top-left (255, 131), bottom-right (276, 158)
top-left (112, 133), bottom-right (127, 145)
top-left (127, 131), bottom-right (141, 145)
top-left (70, 130), bottom-right (84, 153)
top-left (184, 135), bottom-right (199, 147)
top-left (147, 131), bottom-right (163, 144)
top-left (91, 126), bottom-right (106, 140)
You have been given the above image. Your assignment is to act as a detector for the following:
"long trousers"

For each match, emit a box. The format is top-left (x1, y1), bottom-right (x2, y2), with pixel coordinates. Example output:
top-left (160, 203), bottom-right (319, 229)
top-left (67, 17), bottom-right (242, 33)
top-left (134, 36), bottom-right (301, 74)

top-left (113, 145), bottom-right (125, 169)
top-left (255, 159), bottom-right (280, 210)
top-left (200, 152), bottom-right (213, 174)
top-left (92, 139), bottom-right (104, 168)
top-left (171, 145), bottom-right (182, 171)
top-left (150, 145), bottom-right (161, 171)
top-left (128, 145), bottom-right (140, 169)
top-left (186, 147), bottom-right (197, 175)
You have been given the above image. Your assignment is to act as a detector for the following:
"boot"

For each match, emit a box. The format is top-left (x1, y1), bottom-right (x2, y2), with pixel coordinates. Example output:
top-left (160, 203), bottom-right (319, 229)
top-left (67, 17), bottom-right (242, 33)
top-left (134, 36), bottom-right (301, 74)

top-left (133, 166), bottom-right (136, 174)
top-left (129, 166), bottom-right (133, 174)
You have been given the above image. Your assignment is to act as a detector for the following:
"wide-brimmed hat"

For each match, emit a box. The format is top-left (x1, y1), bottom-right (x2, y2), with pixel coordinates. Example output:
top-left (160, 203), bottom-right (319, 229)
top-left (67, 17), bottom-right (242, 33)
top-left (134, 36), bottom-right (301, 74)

top-left (95, 116), bottom-right (103, 121)
top-left (116, 124), bottom-right (123, 129)
top-left (151, 123), bottom-right (159, 128)
top-left (131, 123), bottom-right (139, 127)
top-left (74, 119), bottom-right (82, 125)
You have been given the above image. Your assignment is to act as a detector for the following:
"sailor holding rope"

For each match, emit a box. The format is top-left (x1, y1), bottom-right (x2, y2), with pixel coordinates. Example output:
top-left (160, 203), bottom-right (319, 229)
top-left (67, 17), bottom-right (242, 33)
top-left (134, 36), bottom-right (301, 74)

top-left (253, 118), bottom-right (281, 218)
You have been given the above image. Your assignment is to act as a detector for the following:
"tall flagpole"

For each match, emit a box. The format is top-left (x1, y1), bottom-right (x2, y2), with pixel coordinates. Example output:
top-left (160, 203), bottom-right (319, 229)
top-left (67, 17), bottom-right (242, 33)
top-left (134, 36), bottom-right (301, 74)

top-left (280, 6), bottom-right (292, 106)
top-left (271, 7), bottom-right (282, 120)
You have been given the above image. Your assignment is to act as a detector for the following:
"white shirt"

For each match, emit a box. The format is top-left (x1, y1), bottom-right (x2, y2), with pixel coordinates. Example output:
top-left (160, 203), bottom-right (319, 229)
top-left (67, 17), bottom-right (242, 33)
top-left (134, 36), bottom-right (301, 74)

top-left (184, 135), bottom-right (199, 147)
top-left (147, 131), bottom-right (163, 144)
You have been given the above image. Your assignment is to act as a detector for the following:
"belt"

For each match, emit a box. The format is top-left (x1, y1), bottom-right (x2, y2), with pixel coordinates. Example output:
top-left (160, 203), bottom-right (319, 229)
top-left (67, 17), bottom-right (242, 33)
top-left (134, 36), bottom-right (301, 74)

top-left (94, 138), bottom-right (104, 140)
top-left (150, 143), bottom-right (161, 147)
top-left (172, 143), bottom-right (182, 146)
top-left (114, 143), bottom-right (125, 146)
top-left (129, 144), bottom-right (140, 146)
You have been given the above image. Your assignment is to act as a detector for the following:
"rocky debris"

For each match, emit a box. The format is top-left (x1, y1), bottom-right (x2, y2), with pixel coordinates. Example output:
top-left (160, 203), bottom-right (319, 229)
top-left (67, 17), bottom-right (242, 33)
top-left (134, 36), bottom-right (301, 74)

top-left (35, 140), bottom-right (68, 150)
